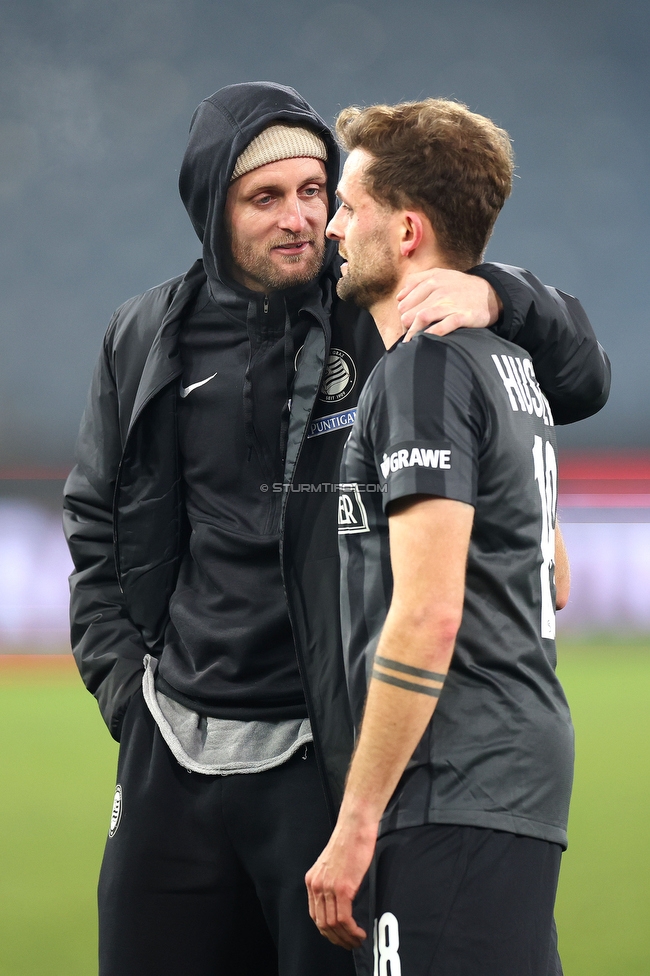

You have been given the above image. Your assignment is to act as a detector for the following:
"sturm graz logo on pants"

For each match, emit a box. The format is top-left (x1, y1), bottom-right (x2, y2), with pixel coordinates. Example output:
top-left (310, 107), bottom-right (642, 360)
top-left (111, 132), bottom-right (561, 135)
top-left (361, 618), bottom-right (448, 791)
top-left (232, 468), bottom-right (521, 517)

top-left (373, 912), bottom-right (401, 975)
top-left (109, 784), bottom-right (123, 837)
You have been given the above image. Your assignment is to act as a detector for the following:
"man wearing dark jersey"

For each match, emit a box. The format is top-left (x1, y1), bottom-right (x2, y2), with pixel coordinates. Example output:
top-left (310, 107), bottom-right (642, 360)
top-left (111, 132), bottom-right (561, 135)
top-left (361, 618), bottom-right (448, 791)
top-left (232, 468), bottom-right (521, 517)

top-left (307, 100), bottom-right (575, 976)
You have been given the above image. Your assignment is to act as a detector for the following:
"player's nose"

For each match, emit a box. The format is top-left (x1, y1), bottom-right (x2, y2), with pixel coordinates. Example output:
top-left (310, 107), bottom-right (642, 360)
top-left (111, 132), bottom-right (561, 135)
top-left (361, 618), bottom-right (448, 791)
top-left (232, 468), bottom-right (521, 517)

top-left (278, 196), bottom-right (306, 233)
top-left (326, 208), bottom-right (344, 240)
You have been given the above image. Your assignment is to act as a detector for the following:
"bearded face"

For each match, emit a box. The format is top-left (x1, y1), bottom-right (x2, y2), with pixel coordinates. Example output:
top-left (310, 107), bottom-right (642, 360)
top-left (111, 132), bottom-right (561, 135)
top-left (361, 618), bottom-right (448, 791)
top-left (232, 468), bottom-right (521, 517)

top-left (228, 226), bottom-right (326, 292)
top-left (224, 157), bottom-right (329, 293)
top-left (336, 227), bottom-right (399, 309)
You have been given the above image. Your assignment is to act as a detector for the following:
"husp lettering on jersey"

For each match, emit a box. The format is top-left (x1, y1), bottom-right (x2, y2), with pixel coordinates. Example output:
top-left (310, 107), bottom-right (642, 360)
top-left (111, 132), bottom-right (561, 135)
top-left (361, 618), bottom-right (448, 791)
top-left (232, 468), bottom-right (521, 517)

top-left (491, 354), bottom-right (554, 426)
top-left (380, 442), bottom-right (451, 480)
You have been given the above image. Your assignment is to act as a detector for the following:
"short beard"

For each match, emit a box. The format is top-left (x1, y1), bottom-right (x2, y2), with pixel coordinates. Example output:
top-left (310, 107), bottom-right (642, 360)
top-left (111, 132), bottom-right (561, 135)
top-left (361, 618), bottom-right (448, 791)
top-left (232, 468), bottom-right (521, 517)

top-left (336, 231), bottom-right (399, 309)
top-left (229, 231), bottom-right (326, 292)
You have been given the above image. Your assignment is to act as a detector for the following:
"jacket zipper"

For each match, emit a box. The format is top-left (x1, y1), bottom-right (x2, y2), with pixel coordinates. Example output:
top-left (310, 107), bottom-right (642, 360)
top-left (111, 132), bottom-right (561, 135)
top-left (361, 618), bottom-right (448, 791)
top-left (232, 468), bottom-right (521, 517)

top-left (278, 314), bottom-right (338, 824)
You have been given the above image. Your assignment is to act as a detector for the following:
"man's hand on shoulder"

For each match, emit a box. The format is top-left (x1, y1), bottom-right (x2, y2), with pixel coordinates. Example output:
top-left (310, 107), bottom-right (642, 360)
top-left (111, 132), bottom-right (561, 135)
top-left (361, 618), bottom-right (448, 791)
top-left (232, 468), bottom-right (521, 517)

top-left (398, 268), bottom-right (503, 342)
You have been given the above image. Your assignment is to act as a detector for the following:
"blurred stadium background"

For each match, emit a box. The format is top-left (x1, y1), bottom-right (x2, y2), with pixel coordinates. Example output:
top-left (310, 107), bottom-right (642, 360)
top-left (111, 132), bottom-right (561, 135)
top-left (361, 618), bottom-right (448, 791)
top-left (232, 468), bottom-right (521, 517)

top-left (1, 0), bottom-right (648, 973)
top-left (2, 453), bottom-right (650, 649)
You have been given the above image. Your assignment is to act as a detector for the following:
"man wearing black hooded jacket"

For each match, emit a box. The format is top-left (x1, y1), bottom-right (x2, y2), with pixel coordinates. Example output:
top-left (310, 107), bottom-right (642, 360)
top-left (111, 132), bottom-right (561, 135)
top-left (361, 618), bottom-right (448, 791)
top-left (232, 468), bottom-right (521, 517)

top-left (63, 83), bottom-right (610, 976)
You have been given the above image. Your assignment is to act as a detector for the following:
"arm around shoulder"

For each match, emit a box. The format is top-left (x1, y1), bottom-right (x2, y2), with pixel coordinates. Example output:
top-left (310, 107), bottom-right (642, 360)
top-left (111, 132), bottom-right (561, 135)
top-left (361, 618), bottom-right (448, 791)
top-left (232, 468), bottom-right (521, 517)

top-left (470, 263), bottom-right (611, 425)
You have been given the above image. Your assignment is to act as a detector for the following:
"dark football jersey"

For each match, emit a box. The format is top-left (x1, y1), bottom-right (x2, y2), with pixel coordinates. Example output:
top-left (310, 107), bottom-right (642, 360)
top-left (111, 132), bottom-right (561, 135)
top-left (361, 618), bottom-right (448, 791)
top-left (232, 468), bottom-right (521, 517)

top-left (339, 329), bottom-right (574, 848)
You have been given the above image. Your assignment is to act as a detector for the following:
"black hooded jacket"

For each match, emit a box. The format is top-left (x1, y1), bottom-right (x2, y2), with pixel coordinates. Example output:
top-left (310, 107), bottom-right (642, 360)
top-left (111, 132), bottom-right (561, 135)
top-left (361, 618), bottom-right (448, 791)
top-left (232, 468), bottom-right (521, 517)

top-left (156, 86), bottom-right (341, 719)
top-left (63, 82), bottom-right (611, 820)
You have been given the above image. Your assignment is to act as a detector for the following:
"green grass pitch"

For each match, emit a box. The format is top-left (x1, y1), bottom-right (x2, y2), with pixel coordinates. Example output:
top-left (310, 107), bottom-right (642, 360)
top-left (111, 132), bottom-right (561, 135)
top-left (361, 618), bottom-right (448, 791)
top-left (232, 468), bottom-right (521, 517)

top-left (0, 639), bottom-right (648, 975)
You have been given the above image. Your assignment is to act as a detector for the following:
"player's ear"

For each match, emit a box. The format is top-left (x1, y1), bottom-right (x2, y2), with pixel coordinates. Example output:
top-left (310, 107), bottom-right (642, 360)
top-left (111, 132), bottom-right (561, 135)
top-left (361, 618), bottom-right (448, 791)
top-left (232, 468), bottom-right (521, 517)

top-left (400, 212), bottom-right (424, 258)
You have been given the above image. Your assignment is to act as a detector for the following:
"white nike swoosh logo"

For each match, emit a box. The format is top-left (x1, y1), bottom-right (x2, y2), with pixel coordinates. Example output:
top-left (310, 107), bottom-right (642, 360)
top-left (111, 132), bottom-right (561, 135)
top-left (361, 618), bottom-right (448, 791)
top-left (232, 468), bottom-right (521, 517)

top-left (179, 371), bottom-right (218, 398)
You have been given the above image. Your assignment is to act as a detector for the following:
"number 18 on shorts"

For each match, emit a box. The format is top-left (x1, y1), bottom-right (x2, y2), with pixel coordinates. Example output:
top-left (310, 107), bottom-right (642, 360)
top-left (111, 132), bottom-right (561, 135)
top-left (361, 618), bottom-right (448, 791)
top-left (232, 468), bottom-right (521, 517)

top-left (373, 912), bottom-right (402, 976)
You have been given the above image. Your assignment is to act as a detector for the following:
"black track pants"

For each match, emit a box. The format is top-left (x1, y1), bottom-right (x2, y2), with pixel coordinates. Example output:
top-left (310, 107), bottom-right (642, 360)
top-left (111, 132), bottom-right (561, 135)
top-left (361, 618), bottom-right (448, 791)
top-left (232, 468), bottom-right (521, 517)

top-left (98, 689), bottom-right (354, 976)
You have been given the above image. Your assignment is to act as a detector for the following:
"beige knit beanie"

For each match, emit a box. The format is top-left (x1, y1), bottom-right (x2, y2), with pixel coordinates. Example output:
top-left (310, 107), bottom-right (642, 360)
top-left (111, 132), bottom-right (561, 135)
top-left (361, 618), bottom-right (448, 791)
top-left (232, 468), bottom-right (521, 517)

top-left (231, 124), bottom-right (328, 182)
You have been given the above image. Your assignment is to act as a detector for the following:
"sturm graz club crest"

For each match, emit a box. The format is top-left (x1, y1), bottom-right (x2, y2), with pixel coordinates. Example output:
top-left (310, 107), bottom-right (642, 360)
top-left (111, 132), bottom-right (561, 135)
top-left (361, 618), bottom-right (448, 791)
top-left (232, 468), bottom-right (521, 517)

top-left (319, 348), bottom-right (356, 403)
top-left (109, 784), bottom-right (123, 838)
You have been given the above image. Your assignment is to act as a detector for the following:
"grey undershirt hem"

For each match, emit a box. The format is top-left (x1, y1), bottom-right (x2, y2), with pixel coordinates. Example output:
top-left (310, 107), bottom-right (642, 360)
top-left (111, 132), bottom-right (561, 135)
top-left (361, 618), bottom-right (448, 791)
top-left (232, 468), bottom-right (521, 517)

top-left (142, 655), bottom-right (313, 776)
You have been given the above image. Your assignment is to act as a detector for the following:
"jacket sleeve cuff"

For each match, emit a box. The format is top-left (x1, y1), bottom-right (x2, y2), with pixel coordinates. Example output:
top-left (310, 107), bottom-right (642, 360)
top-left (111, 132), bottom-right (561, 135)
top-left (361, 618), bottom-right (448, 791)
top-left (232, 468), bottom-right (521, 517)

top-left (468, 263), bottom-right (530, 341)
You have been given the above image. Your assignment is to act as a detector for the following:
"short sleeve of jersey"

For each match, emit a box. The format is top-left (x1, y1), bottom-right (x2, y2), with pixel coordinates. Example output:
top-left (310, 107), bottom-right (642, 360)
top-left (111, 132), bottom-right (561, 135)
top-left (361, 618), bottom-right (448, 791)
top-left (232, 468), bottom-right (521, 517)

top-left (359, 335), bottom-right (486, 512)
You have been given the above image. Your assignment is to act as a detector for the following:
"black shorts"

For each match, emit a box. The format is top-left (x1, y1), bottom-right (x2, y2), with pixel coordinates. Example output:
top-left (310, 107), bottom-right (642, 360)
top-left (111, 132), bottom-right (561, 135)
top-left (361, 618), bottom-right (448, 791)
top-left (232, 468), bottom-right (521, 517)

top-left (356, 823), bottom-right (563, 976)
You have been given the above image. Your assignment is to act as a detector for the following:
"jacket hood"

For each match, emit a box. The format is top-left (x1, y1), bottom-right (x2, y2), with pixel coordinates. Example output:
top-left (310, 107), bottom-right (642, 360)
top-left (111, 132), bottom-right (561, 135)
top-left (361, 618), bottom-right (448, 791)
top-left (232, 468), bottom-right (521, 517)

top-left (179, 82), bottom-right (340, 291)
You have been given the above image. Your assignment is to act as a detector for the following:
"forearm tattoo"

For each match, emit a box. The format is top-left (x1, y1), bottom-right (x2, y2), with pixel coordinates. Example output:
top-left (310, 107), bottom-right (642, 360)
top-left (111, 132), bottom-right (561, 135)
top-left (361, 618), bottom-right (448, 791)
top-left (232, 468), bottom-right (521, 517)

top-left (372, 655), bottom-right (447, 697)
